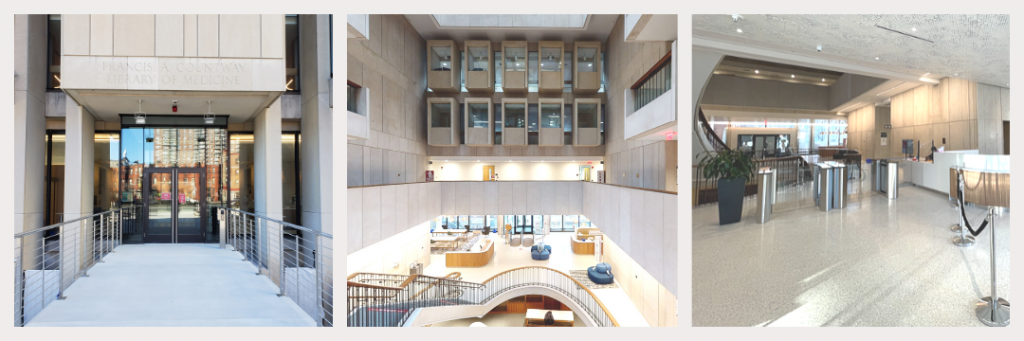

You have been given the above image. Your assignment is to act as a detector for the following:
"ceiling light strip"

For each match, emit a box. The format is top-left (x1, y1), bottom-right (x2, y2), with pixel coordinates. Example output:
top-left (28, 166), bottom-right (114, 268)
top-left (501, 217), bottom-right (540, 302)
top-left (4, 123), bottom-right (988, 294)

top-left (876, 82), bottom-right (907, 97)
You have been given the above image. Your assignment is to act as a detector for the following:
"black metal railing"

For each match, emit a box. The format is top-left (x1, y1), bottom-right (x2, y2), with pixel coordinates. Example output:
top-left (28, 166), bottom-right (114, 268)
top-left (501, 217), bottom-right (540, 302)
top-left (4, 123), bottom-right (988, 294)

top-left (632, 53), bottom-right (672, 113)
top-left (692, 156), bottom-right (811, 206)
top-left (347, 267), bottom-right (619, 327)
top-left (698, 108), bottom-right (729, 152)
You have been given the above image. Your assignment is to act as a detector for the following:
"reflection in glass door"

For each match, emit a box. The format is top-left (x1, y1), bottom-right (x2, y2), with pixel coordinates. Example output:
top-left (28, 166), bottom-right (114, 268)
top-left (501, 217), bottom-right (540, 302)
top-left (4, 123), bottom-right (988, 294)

top-left (143, 168), bottom-right (206, 243)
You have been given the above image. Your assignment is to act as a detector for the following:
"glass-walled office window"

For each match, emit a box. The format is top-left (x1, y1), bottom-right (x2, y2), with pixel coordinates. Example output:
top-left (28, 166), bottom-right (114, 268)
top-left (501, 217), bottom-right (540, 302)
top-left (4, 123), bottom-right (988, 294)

top-left (528, 104), bottom-right (539, 144)
top-left (577, 47), bottom-right (597, 72)
top-left (282, 133), bottom-right (300, 225)
top-left (494, 104), bottom-right (503, 144)
top-left (47, 15), bottom-right (61, 89)
top-left (540, 47), bottom-right (561, 72)
top-left (505, 47), bottom-right (526, 72)
top-left (505, 103), bottom-right (526, 128)
top-left (431, 103), bottom-right (452, 128)
top-left (285, 15), bottom-right (299, 91)
top-left (540, 104), bottom-right (561, 128)
top-left (431, 46), bottom-right (454, 71)
top-left (468, 103), bottom-right (489, 128)
top-left (564, 105), bottom-right (574, 145)
top-left (94, 132), bottom-right (121, 213)
top-left (44, 131), bottom-right (65, 225)
top-left (347, 83), bottom-right (360, 113)
top-left (564, 52), bottom-right (573, 91)
top-left (578, 103), bottom-right (599, 128)
top-left (468, 47), bottom-right (489, 72)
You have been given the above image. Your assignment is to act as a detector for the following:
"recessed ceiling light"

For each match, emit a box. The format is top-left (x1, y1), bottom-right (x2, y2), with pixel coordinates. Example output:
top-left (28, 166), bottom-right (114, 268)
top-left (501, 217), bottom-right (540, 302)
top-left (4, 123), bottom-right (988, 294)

top-left (875, 57), bottom-right (880, 60)
top-left (911, 27), bottom-right (917, 32)
top-left (822, 78), bottom-right (826, 82)
top-left (736, 28), bottom-right (743, 33)
top-left (754, 70), bottom-right (759, 74)
top-left (791, 74), bottom-right (795, 78)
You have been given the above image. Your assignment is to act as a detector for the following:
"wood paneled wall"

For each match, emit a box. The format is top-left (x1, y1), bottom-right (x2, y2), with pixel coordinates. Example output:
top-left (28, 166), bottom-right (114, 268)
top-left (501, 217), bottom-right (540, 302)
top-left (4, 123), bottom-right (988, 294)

top-left (884, 78), bottom-right (1006, 156)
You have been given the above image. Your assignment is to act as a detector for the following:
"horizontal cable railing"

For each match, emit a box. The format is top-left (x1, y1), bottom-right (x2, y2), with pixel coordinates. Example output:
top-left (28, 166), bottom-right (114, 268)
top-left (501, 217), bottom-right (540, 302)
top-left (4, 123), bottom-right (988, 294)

top-left (692, 155), bottom-right (812, 206)
top-left (14, 208), bottom-right (129, 327)
top-left (219, 207), bottom-right (334, 327)
top-left (347, 266), bottom-right (619, 327)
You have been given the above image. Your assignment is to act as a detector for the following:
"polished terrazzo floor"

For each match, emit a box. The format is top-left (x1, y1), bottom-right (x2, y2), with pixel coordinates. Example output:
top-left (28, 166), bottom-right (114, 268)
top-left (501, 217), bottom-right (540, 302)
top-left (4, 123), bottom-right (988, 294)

top-left (692, 166), bottom-right (1010, 327)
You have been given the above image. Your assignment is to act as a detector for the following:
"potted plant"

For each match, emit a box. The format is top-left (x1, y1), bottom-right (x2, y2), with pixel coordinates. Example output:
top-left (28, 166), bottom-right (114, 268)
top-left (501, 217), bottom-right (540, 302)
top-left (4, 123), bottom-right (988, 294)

top-left (698, 149), bottom-right (757, 225)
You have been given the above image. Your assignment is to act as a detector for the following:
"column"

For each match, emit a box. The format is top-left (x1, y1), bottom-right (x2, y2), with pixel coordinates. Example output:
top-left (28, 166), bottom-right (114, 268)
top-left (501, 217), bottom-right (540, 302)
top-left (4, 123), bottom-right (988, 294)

top-left (254, 98), bottom-right (283, 274)
top-left (14, 14), bottom-right (47, 235)
top-left (299, 14), bottom-right (333, 236)
top-left (64, 97), bottom-right (95, 276)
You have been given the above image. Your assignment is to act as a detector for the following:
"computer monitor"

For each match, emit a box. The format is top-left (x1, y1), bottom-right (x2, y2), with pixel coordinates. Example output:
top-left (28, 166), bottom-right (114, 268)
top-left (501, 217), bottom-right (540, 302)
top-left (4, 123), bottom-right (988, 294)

top-left (902, 139), bottom-right (914, 155)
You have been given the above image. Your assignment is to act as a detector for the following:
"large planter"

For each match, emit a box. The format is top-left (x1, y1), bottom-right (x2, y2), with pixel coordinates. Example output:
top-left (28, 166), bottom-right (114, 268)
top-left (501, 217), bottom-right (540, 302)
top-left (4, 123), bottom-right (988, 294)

top-left (717, 178), bottom-right (746, 225)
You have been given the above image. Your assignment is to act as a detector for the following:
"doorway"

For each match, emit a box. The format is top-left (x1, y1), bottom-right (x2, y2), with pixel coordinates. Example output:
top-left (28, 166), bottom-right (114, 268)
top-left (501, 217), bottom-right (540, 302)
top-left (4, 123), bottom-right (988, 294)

top-left (579, 166), bottom-right (592, 181)
top-left (143, 168), bottom-right (206, 243)
top-left (482, 165), bottom-right (496, 181)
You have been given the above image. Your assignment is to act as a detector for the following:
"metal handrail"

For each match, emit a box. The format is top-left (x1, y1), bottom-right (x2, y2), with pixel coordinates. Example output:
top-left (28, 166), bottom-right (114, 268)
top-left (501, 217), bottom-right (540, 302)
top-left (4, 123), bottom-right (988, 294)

top-left (14, 208), bottom-right (128, 327)
top-left (347, 266), bottom-right (619, 327)
top-left (217, 207), bottom-right (333, 327)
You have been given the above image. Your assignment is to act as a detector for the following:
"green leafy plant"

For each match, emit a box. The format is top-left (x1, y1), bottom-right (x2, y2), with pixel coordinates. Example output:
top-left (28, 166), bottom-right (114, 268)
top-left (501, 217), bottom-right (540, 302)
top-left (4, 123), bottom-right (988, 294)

top-left (698, 149), bottom-right (757, 181)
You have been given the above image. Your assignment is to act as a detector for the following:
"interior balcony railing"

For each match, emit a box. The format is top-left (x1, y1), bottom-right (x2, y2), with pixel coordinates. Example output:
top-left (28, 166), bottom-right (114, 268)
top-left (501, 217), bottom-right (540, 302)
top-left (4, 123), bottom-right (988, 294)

top-left (692, 155), bottom-right (812, 206)
top-left (14, 208), bottom-right (129, 327)
top-left (347, 266), bottom-right (619, 327)
top-left (218, 207), bottom-right (334, 327)
top-left (697, 107), bottom-right (729, 153)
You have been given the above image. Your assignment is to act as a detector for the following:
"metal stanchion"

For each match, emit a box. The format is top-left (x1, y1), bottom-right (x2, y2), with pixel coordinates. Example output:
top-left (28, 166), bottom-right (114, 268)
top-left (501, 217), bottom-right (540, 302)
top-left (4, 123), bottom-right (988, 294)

top-left (218, 208), bottom-right (227, 249)
top-left (975, 207), bottom-right (1009, 326)
top-left (756, 167), bottom-right (774, 224)
top-left (952, 169), bottom-right (976, 247)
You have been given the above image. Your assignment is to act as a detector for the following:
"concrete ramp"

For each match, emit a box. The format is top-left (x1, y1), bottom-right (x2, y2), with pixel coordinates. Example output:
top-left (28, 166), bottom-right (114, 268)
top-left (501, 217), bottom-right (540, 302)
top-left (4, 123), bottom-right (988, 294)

top-left (26, 244), bottom-right (314, 327)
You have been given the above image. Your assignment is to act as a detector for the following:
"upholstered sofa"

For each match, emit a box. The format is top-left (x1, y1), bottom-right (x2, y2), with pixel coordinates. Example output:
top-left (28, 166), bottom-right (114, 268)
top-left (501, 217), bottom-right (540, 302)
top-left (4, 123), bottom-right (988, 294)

top-left (587, 262), bottom-right (614, 284)
top-left (531, 244), bottom-right (552, 260)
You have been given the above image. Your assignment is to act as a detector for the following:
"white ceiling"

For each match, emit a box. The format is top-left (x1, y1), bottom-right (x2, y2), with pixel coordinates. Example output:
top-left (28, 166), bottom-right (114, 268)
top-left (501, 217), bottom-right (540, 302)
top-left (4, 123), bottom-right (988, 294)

top-left (406, 14), bottom-right (619, 42)
top-left (693, 14), bottom-right (1010, 87)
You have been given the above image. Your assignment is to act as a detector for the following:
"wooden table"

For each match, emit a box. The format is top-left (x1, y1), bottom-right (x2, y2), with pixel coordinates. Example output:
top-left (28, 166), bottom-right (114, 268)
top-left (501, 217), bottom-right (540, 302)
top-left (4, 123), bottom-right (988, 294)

top-left (524, 309), bottom-right (574, 327)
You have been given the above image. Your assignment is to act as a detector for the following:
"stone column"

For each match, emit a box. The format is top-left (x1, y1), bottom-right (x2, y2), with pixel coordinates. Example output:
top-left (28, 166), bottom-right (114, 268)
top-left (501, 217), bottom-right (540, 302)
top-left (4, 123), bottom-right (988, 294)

top-left (254, 97), bottom-right (283, 274)
top-left (14, 14), bottom-right (47, 235)
top-left (299, 14), bottom-right (334, 236)
top-left (64, 97), bottom-right (95, 275)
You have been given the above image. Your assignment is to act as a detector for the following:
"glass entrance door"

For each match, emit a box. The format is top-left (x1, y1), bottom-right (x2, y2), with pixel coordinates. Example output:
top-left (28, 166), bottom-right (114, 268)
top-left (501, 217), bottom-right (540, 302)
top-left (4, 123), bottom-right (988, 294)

top-left (143, 168), bottom-right (206, 243)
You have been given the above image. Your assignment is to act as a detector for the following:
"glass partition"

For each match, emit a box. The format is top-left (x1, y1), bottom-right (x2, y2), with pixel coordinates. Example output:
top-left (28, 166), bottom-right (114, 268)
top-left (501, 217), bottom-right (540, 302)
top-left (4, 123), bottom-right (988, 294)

top-left (431, 46), bottom-right (453, 71)
top-left (431, 103), bottom-right (453, 128)
top-left (504, 103), bottom-right (526, 128)
top-left (229, 134), bottom-right (255, 213)
top-left (468, 103), bottom-right (489, 128)
top-left (495, 51), bottom-right (503, 88)
top-left (578, 103), bottom-right (599, 128)
top-left (540, 48), bottom-right (561, 72)
top-left (528, 52), bottom-right (539, 85)
top-left (505, 47), bottom-right (526, 71)
top-left (540, 104), bottom-right (561, 128)
top-left (468, 47), bottom-right (489, 71)
top-left (577, 48), bottom-right (597, 72)
top-left (528, 104), bottom-right (538, 132)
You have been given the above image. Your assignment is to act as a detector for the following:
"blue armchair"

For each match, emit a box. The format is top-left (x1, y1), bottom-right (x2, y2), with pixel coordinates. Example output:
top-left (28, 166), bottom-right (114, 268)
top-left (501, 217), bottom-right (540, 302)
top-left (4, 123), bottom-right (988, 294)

top-left (531, 244), bottom-right (552, 260)
top-left (587, 262), bottom-right (614, 285)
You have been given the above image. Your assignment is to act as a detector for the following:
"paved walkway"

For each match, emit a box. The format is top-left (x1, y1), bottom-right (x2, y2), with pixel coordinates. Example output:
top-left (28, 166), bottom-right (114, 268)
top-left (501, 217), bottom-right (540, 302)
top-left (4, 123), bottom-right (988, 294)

top-left (27, 244), bottom-right (315, 327)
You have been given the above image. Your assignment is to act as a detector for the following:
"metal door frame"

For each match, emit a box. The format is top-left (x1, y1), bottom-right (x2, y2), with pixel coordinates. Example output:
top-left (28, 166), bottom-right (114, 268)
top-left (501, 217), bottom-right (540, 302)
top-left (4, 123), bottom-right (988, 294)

top-left (143, 167), bottom-right (206, 243)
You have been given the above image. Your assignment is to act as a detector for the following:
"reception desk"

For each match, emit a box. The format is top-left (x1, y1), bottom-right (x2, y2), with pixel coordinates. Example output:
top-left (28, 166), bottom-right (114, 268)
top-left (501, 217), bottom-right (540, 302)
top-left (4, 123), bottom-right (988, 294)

top-left (571, 237), bottom-right (601, 255)
top-left (900, 150), bottom-right (1009, 197)
top-left (445, 239), bottom-right (495, 267)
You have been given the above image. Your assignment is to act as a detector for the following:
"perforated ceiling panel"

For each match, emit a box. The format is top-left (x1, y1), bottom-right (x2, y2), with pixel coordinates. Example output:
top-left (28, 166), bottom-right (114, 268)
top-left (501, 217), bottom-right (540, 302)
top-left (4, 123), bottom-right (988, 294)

top-left (693, 14), bottom-right (1009, 87)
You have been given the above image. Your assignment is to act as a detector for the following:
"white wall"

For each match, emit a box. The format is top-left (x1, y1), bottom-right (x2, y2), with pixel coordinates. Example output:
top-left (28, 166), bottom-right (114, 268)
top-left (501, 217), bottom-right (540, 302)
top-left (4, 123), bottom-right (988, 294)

top-left (347, 222), bottom-right (431, 277)
top-left (431, 162), bottom-right (603, 181)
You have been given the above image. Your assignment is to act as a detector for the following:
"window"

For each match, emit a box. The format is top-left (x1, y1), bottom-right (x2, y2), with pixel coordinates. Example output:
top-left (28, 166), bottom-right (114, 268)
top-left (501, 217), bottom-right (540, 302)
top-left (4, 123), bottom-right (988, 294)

top-left (632, 53), bottom-right (672, 112)
top-left (528, 104), bottom-right (538, 132)
top-left (282, 132), bottom-right (300, 226)
top-left (550, 215), bottom-right (563, 232)
top-left (528, 52), bottom-right (539, 86)
top-left (577, 48), bottom-right (597, 72)
top-left (505, 47), bottom-right (526, 71)
top-left (285, 15), bottom-right (299, 91)
top-left (469, 215), bottom-right (485, 230)
top-left (468, 47), bottom-right (489, 72)
top-left (495, 51), bottom-right (503, 90)
top-left (540, 47), bottom-right (561, 72)
top-left (564, 105), bottom-right (573, 144)
top-left (504, 103), bottom-right (525, 128)
top-left (347, 83), bottom-right (360, 114)
top-left (44, 131), bottom-right (65, 225)
top-left (431, 46), bottom-right (453, 71)
top-left (578, 103), bottom-right (599, 128)
top-left (431, 103), bottom-right (452, 128)
top-left (468, 103), bottom-right (488, 128)
top-left (540, 104), bottom-right (561, 128)
top-left (47, 15), bottom-right (61, 89)
top-left (494, 103), bottom-right (503, 144)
